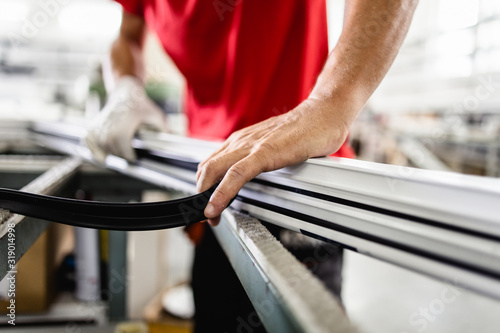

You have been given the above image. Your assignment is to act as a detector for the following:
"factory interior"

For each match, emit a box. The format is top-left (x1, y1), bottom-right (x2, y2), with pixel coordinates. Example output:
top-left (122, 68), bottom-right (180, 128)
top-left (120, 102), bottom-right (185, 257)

top-left (1, 0), bottom-right (500, 332)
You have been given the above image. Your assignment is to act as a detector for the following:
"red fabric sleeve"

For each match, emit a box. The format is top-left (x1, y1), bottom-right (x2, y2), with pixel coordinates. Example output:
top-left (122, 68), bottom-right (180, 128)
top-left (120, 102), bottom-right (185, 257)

top-left (114, 0), bottom-right (144, 16)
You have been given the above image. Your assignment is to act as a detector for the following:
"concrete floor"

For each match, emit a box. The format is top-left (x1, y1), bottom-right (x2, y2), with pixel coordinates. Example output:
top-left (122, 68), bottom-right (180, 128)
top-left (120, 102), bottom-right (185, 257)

top-left (343, 250), bottom-right (500, 333)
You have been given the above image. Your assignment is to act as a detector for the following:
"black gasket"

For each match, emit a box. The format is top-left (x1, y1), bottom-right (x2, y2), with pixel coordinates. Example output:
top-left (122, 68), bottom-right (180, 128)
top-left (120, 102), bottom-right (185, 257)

top-left (0, 185), bottom-right (218, 230)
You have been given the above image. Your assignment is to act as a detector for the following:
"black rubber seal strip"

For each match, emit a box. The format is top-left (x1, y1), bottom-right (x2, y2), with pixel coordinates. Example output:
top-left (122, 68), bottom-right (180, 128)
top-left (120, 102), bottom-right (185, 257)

top-left (0, 185), bottom-right (219, 231)
top-left (135, 148), bottom-right (199, 172)
top-left (300, 229), bottom-right (358, 253)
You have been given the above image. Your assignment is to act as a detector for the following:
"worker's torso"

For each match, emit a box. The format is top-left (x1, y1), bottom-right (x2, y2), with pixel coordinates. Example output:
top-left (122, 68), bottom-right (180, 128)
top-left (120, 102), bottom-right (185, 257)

top-left (116, 0), bottom-right (354, 157)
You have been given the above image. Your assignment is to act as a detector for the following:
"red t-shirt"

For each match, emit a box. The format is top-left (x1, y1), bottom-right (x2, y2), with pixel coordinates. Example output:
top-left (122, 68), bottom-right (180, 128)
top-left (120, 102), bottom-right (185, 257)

top-left (115, 0), bottom-right (354, 158)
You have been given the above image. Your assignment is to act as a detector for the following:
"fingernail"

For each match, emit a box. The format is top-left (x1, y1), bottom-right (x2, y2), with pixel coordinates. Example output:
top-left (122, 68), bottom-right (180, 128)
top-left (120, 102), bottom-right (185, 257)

top-left (205, 202), bottom-right (216, 218)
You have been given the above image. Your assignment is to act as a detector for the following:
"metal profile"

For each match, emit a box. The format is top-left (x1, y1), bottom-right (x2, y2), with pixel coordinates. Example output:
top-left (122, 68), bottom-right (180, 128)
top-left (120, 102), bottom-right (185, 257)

top-left (214, 210), bottom-right (357, 333)
top-left (0, 157), bottom-right (82, 280)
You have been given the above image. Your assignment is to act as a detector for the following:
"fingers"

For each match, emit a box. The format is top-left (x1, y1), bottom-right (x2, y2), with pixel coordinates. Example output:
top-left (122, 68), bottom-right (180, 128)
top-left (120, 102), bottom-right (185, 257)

top-left (114, 135), bottom-right (137, 162)
top-left (196, 150), bottom-right (247, 192)
top-left (196, 141), bottom-right (232, 181)
top-left (196, 127), bottom-right (281, 226)
top-left (196, 129), bottom-right (250, 180)
top-left (203, 154), bottom-right (263, 220)
top-left (84, 130), bottom-right (108, 164)
top-left (85, 123), bottom-right (137, 163)
top-left (105, 126), bottom-right (137, 162)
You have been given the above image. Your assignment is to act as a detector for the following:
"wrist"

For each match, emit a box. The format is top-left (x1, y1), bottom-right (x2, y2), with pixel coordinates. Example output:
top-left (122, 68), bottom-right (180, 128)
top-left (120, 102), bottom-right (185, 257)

top-left (293, 97), bottom-right (350, 156)
top-left (114, 75), bottom-right (144, 93)
top-left (107, 75), bottom-right (147, 106)
top-left (303, 96), bottom-right (351, 135)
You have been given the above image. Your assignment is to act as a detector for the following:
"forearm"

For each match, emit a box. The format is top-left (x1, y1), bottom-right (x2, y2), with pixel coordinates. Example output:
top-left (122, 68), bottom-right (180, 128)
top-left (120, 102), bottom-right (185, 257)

top-left (196, 1), bottom-right (418, 223)
top-left (108, 12), bottom-right (146, 85)
top-left (309, 0), bottom-right (418, 142)
top-left (110, 38), bottom-right (143, 80)
top-left (85, 12), bottom-right (166, 162)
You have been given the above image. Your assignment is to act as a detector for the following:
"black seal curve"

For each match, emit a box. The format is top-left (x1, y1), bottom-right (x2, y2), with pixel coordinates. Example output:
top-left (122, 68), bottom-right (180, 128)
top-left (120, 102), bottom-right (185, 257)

top-left (0, 184), bottom-right (221, 231)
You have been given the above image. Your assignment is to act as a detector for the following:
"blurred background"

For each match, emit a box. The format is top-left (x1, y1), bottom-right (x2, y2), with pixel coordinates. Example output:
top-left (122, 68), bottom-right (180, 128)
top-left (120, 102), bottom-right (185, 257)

top-left (0, 0), bottom-right (499, 332)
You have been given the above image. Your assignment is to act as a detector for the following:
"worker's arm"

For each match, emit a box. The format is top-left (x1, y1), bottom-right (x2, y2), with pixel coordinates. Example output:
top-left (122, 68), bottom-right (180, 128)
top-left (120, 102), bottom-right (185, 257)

top-left (84, 11), bottom-right (167, 163)
top-left (197, 0), bottom-right (419, 226)
top-left (108, 12), bottom-right (146, 83)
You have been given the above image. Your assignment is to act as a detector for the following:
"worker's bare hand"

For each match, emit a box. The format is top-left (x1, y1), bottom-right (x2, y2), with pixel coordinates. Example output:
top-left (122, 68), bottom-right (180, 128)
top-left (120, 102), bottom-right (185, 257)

top-left (196, 98), bottom-right (349, 226)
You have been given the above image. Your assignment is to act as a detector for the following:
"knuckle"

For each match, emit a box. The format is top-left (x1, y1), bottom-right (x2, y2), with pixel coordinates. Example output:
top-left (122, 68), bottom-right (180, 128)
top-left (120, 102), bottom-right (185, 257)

top-left (204, 158), bottom-right (218, 170)
top-left (227, 131), bottom-right (239, 141)
top-left (228, 129), bottom-right (245, 141)
top-left (227, 164), bottom-right (247, 179)
top-left (200, 159), bottom-right (219, 177)
top-left (256, 142), bottom-right (278, 154)
top-left (196, 168), bottom-right (202, 180)
top-left (250, 149), bottom-right (273, 171)
top-left (197, 158), bottom-right (222, 186)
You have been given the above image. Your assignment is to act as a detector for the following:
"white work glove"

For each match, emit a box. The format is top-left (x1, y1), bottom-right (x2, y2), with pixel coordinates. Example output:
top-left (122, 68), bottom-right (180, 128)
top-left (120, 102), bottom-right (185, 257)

top-left (84, 75), bottom-right (168, 163)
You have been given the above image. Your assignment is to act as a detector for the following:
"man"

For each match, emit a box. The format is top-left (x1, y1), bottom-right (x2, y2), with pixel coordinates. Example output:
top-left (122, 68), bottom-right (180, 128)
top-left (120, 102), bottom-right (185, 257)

top-left (85, 1), bottom-right (417, 331)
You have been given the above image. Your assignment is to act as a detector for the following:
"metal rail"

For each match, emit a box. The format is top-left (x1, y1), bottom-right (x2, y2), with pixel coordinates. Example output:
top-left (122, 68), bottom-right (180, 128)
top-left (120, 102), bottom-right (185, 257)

top-left (215, 211), bottom-right (356, 333)
top-left (29, 121), bottom-right (500, 302)
top-left (0, 157), bottom-right (82, 280)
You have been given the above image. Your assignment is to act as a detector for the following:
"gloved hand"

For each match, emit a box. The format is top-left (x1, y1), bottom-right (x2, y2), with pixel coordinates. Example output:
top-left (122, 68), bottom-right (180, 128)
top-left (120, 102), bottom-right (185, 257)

top-left (84, 75), bottom-right (168, 163)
